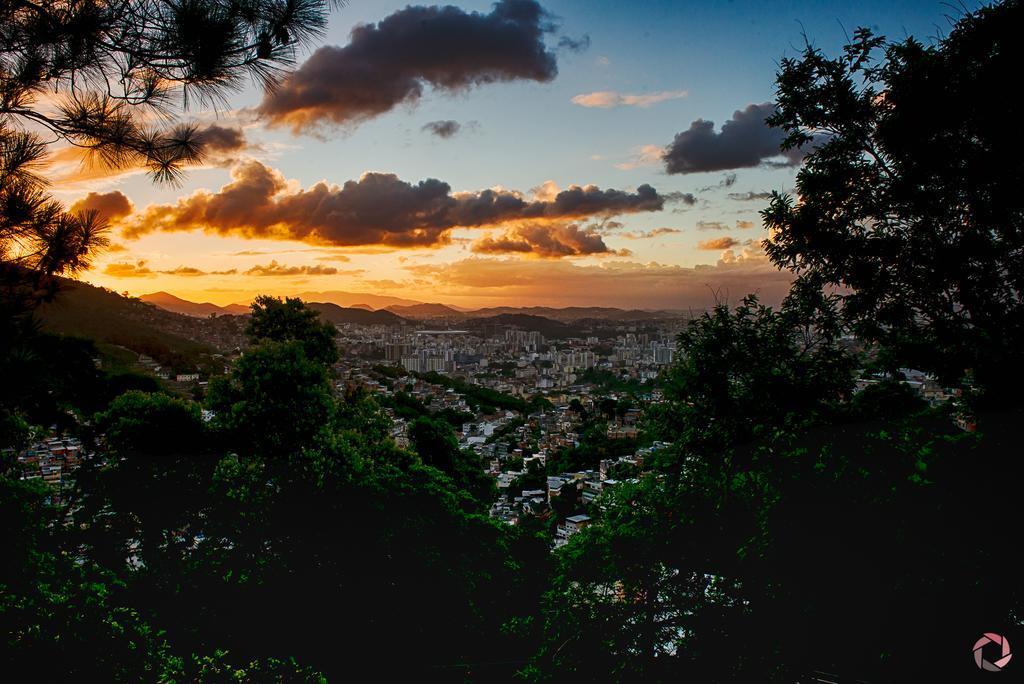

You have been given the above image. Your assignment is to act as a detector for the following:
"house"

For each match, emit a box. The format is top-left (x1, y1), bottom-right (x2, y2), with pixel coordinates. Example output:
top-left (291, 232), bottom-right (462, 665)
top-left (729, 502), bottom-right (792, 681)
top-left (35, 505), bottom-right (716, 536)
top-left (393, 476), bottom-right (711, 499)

top-left (554, 514), bottom-right (593, 549)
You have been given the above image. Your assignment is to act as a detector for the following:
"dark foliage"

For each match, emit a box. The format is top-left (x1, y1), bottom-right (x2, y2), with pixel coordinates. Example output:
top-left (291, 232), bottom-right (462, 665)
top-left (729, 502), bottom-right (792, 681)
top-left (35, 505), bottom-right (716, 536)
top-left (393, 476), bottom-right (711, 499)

top-left (764, 0), bottom-right (1024, 398)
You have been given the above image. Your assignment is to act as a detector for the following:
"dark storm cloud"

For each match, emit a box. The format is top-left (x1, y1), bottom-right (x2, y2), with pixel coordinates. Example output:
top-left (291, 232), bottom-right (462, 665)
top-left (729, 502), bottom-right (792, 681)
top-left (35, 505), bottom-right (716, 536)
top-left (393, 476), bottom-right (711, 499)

top-left (257, 0), bottom-right (560, 132)
top-left (423, 120), bottom-right (462, 138)
top-left (120, 160), bottom-right (668, 251)
top-left (663, 103), bottom-right (806, 174)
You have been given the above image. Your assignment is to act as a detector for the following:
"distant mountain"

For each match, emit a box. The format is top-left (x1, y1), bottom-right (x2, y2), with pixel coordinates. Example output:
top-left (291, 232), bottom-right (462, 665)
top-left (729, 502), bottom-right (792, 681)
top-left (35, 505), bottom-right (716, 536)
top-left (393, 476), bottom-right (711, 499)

top-left (467, 313), bottom-right (574, 339)
top-left (296, 290), bottom-right (423, 309)
top-left (141, 291), bottom-right (248, 317)
top-left (462, 306), bottom-right (672, 322)
top-left (306, 302), bottom-right (410, 326)
top-left (385, 303), bottom-right (464, 319)
top-left (140, 290), bottom-right (683, 323)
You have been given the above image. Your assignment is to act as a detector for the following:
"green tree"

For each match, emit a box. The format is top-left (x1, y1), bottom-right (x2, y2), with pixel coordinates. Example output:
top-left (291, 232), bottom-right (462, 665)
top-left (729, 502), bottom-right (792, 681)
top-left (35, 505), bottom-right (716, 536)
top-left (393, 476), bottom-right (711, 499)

top-left (207, 340), bottom-right (335, 458)
top-left (648, 287), bottom-right (853, 478)
top-left (246, 295), bottom-right (339, 366)
top-left (764, 0), bottom-right (1024, 397)
top-left (409, 415), bottom-right (495, 507)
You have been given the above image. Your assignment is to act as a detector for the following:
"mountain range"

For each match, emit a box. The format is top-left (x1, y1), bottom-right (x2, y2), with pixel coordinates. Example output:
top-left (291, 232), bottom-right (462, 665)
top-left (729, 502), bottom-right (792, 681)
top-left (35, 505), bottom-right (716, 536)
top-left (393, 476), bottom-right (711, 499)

top-left (141, 291), bottom-right (250, 317)
top-left (139, 290), bottom-right (682, 322)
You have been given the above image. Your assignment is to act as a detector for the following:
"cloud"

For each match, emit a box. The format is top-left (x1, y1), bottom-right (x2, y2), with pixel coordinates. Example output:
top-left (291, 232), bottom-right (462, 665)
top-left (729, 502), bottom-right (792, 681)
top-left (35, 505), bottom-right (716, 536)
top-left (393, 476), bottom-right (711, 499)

top-left (699, 173), bottom-right (737, 192)
top-left (615, 144), bottom-right (666, 170)
top-left (119, 160), bottom-right (668, 250)
top-left (719, 240), bottom-right (770, 265)
top-left (472, 223), bottom-right (627, 257)
top-left (160, 266), bottom-right (208, 277)
top-left (257, 0), bottom-right (560, 132)
top-left (244, 261), bottom-right (342, 277)
top-left (69, 191), bottom-right (134, 222)
top-left (735, 220), bottom-right (756, 230)
top-left (697, 236), bottom-right (741, 250)
top-left (620, 227), bottom-right (682, 240)
top-left (103, 261), bottom-right (154, 278)
top-left (157, 266), bottom-right (239, 276)
top-left (727, 191), bottom-right (773, 201)
top-left (557, 34), bottom-right (590, 52)
top-left (665, 191), bottom-right (698, 206)
top-left (696, 220), bottom-right (729, 231)
top-left (106, 242), bottom-right (129, 253)
top-left (195, 124), bottom-right (248, 155)
top-left (663, 102), bottom-right (805, 174)
top-left (103, 261), bottom-right (247, 277)
top-left (422, 120), bottom-right (462, 138)
top-left (572, 90), bottom-right (687, 109)
top-left (405, 255), bottom-right (792, 309)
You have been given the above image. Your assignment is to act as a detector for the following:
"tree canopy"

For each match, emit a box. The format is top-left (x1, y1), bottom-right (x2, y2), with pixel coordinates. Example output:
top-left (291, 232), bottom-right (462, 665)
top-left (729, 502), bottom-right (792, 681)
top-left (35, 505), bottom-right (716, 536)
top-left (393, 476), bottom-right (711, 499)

top-left (764, 0), bottom-right (1024, 396)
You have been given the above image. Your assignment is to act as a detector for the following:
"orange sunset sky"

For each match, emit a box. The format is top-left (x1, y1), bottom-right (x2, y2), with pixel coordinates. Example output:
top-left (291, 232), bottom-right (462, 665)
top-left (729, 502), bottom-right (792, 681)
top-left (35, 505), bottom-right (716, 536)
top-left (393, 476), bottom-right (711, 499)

top-left (46, 0), bottom-right (958, 310)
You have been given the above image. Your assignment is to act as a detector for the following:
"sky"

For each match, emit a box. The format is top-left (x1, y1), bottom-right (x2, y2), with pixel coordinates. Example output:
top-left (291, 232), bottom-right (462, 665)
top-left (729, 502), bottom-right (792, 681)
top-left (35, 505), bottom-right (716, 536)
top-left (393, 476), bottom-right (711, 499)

top-left (57, 0), bottom-right (972, 310)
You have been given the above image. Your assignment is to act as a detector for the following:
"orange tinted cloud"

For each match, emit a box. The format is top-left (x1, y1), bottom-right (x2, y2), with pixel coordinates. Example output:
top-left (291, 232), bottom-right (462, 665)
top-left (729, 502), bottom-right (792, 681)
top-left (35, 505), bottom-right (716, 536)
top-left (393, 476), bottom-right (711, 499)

top-left (103, 261), bottom-right (242, 278)
top-left (697, 236), bottom-right (741, 250)
top-left (69, 191), bottom-right (134, 222)
top-left (104, 261), bottom-right (155, 278)
top-left (572, 90), bottom-right (687, 109)
top-left (615, 144), bottom-right (667, 170)
top-left (472, 223), bottom-right (627, 257)
top-left (159, 266), bottom-right (239, 277)
top-left (406, 255), bottom-right (791, 309)
top-left (243, 261), bottom-right (345, 276)
top-left (118, 160), bottom-right (667, 251)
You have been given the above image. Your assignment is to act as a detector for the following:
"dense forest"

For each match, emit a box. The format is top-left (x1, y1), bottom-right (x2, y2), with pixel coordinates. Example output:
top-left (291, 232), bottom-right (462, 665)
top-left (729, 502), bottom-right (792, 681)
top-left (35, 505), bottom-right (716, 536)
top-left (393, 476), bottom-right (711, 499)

top-left (3, 0), bottom-right (1024, 681)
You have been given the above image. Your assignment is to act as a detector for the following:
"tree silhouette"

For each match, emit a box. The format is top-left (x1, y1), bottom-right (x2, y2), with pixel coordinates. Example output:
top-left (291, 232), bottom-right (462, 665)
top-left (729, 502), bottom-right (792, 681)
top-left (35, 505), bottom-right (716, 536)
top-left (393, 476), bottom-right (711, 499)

top-left (764, 0), bottom-right (1024, 397)
top-left (1, 0), bottom-right (337, 319)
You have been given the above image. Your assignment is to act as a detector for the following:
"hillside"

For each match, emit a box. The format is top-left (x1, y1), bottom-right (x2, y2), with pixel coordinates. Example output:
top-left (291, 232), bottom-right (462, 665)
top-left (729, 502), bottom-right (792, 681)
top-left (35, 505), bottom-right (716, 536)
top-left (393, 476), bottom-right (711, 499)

top-left (466, 313), bottom-right (574, 339)
top-left (306, 302), bottom-right (410, 326)
top-left (38, 280), bottom-right (246, 372)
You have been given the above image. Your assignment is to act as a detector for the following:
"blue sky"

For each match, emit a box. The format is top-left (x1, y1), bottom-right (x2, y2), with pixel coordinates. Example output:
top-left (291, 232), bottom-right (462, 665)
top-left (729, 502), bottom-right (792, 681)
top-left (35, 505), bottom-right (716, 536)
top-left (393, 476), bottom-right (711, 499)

top-left (67, 0), bottom-right (979, 309)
